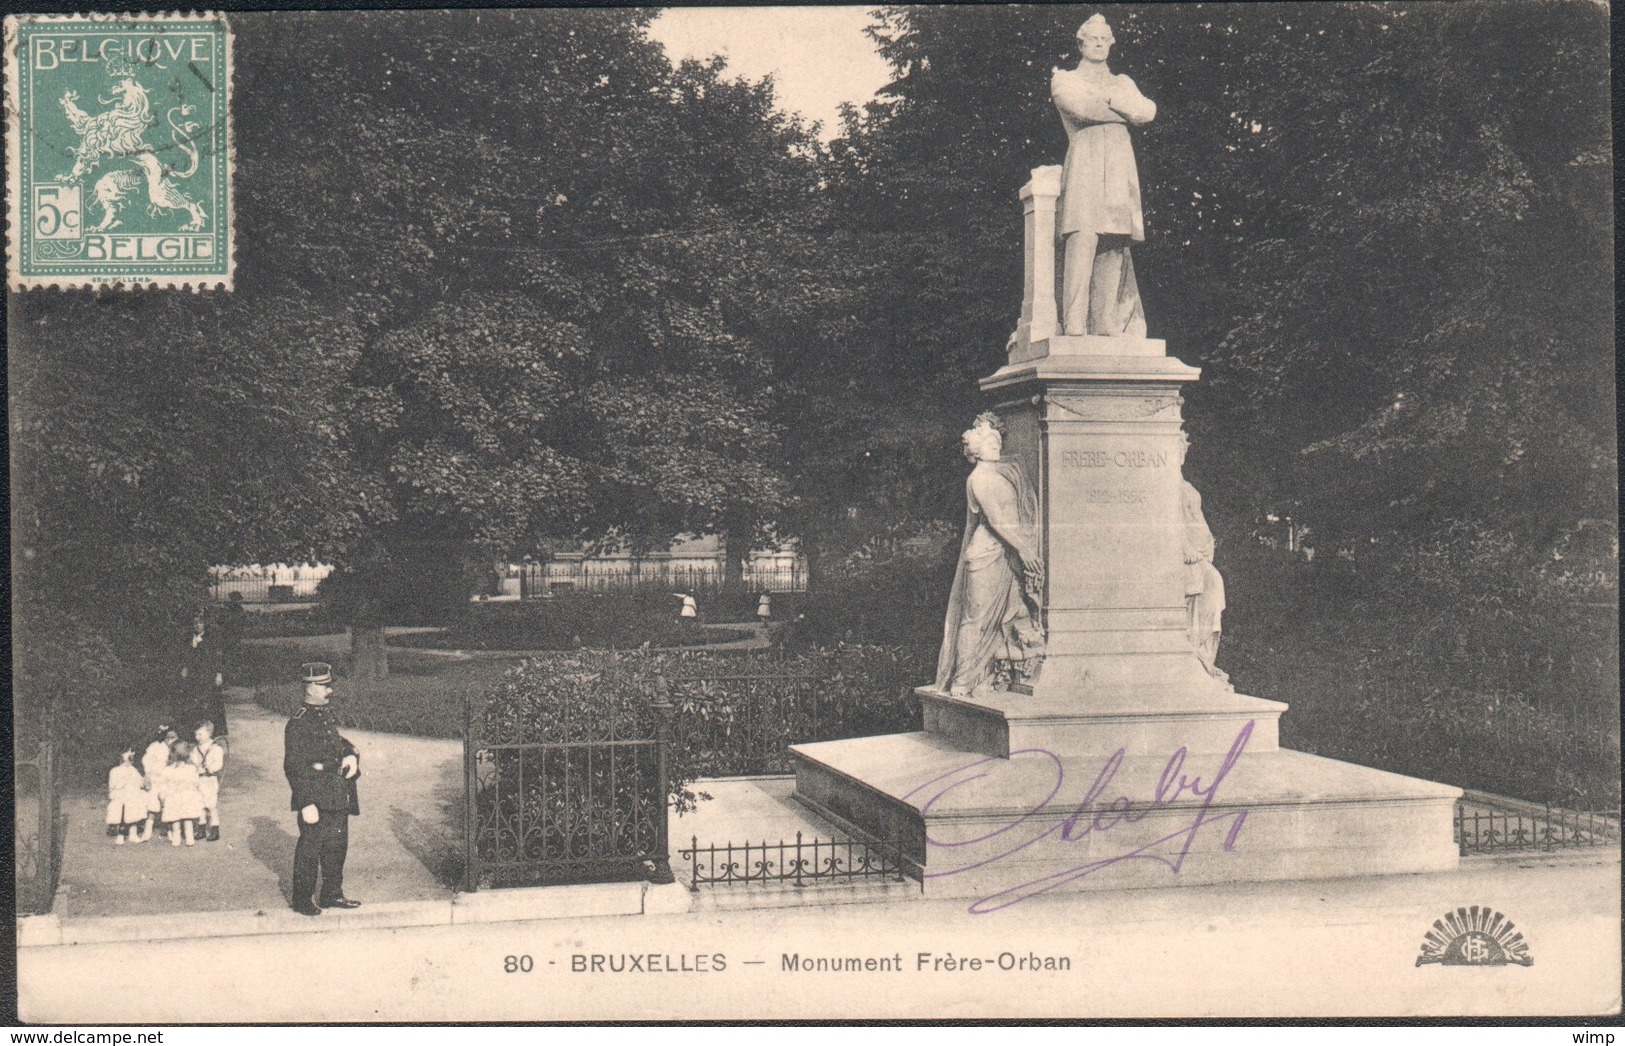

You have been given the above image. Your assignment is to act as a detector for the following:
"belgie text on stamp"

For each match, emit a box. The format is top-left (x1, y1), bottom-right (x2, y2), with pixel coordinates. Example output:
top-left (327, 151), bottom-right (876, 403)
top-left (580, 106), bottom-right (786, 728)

top-left (6, 12), bottom-right (234, 290)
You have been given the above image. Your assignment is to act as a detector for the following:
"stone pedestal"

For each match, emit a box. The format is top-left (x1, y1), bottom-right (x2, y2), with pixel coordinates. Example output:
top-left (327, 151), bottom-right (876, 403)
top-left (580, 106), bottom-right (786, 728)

top-left (790, 169), bottom-right (1461, 904)
top-left (919, 685), bottom-right (1287, 760)
top-left (984, 335), bottom-right (1211, 700)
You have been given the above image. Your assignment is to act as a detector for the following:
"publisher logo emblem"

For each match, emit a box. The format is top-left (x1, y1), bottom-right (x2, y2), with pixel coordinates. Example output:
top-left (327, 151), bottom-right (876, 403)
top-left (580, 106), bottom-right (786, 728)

top-left (1416, 906), bottom-right (1532, 967)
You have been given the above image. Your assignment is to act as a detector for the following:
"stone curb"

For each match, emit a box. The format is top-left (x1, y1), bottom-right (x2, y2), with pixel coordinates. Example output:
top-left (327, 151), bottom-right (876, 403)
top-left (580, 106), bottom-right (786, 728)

top-left (689, 878), bottom-right (921, 913)
top-left (17, 881), bottom-right (696, 949)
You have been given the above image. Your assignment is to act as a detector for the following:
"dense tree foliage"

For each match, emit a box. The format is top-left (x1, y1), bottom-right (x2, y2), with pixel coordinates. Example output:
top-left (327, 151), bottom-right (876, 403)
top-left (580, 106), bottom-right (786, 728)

top-left (807, 3), bottom-right (1613, 639)
top-left (11, 288), bottom-right (367, 727)
top-left (12, 9), bottom-right (824, 695)
top-left (251, 11), bottom-right (825, 645)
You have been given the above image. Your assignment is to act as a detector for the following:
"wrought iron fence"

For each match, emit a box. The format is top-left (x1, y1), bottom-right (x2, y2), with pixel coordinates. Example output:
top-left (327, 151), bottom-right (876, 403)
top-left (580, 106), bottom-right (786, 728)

top-left (1455, 793), bottom-right (1620, 856)
top-left (520, 562), bottom-right (807, 599)
top-left (661, 671), bottom-right (920, 777)
top-left (210, 576), bottom-right (324, 603)
top-left (679, 831), bottom-right (919, 891)
top-left (463, 689), bottom-right (675, 890)
top-left (15, 742), bottom-right (63, 915)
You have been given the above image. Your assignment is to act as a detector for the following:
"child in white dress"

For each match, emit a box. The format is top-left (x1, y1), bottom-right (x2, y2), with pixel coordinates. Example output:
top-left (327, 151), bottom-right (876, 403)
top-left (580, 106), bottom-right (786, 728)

top-left (138, 725), bottom-right (178, 843)
top-left (190, 722), bottom-right (227, 842)
top-left (105, 747), bottom-right (147, 845)
top-left (157, 741), bottom-right (205, 846)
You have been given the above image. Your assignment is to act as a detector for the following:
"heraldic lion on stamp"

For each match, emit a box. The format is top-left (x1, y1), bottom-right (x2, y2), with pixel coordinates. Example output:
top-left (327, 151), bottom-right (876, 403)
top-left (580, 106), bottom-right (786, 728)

top-left (5, 12), bottom-right (233, 290)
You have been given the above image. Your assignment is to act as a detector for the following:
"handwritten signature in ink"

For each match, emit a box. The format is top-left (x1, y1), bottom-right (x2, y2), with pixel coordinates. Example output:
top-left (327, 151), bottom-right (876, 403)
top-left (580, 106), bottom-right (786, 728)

top-left (902, 720), bottom-right (1255, 914)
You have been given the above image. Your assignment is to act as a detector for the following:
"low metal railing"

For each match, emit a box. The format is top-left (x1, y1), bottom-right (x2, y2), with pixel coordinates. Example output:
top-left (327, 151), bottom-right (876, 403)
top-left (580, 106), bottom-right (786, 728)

top-left (1455, 793), bottom-right (1619, 856)
top-left (679, 831), bottom-right (918, 891)
top-left (520, 563), bottom-right (807, 599)
top-left (210, 576), bottom-right (324, 603)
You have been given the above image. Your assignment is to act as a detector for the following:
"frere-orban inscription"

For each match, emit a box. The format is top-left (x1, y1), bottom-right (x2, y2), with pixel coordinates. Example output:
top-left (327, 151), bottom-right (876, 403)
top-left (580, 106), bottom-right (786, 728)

top-left (1060, 449), bottom-right (1170, 469)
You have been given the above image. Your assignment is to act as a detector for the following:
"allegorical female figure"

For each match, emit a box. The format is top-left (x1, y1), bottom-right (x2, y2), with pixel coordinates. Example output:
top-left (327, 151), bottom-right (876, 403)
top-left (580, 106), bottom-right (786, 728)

top-left (935, 414), bottom-right (1046, 696)
top-left (1181, 475), bottom-right (1230, 687)
top-left (1051, 13), bottom-right (1157, 338)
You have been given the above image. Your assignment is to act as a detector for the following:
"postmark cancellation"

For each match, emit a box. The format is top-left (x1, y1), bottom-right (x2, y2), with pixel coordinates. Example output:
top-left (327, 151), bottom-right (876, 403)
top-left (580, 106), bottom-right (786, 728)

top-left (5, 12), bottom-right (234, 290)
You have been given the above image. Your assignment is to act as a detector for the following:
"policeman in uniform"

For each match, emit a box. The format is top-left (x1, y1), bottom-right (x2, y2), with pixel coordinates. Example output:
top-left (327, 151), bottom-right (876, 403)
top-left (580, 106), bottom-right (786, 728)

top-left (284, 662), bottom-right (362, 916)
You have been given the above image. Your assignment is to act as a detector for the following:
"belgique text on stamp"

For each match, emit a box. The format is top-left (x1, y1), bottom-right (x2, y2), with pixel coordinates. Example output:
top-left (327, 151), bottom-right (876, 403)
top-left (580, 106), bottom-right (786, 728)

top-left (5, 12), bottom-right (234, 290)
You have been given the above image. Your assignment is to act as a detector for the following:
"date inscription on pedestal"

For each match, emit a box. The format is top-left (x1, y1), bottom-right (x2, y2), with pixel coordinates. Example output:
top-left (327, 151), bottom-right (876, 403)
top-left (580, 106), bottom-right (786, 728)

top-left (1085, 488), bottom-right (1148, 504)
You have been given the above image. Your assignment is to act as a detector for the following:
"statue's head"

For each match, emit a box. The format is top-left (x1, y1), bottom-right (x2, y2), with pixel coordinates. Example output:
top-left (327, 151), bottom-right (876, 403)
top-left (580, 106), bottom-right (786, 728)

top-left (962, 412), bottom-right (1004, 463)
top-left (1077, 14), bottom-right (1115, 63)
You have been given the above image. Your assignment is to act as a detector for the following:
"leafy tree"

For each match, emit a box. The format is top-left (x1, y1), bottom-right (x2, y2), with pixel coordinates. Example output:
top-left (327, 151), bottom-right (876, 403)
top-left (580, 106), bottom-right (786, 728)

top-left (266, 12), bottom-right (826, 669)
top-left (803, 3), bottom-right (1612, 673)
top-left (11, 9), bottom-right (827, 697)
top-left (9, 284), bottom-right (368, 729)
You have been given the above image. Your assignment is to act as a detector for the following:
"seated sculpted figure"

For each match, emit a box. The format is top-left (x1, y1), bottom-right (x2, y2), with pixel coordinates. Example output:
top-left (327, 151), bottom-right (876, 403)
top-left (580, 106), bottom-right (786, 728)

top-left (935, 414), bottom-right (1046, 696)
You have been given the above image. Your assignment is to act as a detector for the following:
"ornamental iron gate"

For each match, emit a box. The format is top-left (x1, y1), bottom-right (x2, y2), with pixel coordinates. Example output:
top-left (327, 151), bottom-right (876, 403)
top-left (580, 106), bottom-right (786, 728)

top-left (462, 687), bottom-right (675, 891)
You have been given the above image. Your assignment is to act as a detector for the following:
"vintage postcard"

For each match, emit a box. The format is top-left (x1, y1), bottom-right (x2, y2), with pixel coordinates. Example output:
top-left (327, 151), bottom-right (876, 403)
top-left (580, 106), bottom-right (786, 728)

top-left (5, 12), bottom-right (233, 290)
top-left (9, 3), bottom-right (1618, 1026)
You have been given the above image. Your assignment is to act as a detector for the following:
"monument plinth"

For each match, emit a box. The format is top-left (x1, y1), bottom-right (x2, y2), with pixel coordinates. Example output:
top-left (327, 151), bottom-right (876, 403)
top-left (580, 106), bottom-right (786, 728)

top-left (791, 17), bottom-right (1460, 903)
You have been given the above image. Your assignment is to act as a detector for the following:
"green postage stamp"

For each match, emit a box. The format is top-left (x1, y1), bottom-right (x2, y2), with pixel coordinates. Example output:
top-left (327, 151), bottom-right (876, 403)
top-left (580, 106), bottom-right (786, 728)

top-left (5, 12), bottom-right (234, 290)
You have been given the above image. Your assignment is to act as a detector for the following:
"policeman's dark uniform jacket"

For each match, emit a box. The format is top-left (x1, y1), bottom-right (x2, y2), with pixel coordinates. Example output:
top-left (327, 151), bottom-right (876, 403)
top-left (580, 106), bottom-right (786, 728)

top-left (284, 665), bottom-right (360, 912)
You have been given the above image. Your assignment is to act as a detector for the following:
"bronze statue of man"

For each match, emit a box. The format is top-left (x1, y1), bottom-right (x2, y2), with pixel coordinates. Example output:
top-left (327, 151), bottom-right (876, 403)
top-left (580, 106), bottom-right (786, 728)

top-left (1051, 14), bottom-right (1157, 337)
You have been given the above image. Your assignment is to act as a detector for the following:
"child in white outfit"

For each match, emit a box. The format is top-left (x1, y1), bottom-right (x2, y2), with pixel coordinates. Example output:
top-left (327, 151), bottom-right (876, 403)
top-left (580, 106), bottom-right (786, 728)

top-left (105, 748), bottom-right (147, 844)
top-left (138, 725), bottom-right (178, 843)
top-left (190, 722), bottom-right (226, 842)
top-left (157, 741), bottom-right (205, 846)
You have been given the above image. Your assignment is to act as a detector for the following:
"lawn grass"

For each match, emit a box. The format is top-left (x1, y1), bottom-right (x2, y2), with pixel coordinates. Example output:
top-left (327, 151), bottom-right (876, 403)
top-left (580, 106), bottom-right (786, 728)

top-left (249, 647), bottom-right (518, 740)
top-left (241, 606), bottom-right (346, 638)
top-left (389, 597), bottom-right (755, 651)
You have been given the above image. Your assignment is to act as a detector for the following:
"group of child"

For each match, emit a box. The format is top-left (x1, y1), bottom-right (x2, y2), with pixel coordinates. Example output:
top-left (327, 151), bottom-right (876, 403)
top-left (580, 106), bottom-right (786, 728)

top-left (106, 721), bottom-right (227, 846)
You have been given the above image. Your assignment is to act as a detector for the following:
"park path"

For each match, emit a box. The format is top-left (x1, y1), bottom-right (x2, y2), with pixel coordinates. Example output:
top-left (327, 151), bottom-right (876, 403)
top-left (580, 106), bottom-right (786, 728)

top-left (53, 689), bottom-right (461, 919)
top-left (51, 670), bottom-right (825, 922)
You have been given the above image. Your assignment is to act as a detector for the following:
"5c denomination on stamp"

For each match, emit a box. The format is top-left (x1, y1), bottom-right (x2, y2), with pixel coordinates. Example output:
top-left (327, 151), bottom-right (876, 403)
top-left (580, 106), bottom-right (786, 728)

top-left (6, 12), bottom-right (234, 290)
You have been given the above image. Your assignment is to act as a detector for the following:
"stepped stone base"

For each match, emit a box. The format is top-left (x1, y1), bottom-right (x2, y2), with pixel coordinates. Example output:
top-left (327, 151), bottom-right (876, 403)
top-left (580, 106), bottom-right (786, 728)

top-left (919, 685), bottom-right (1287, 758)
top-left (790, 727), bottom-right (1461, 908)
